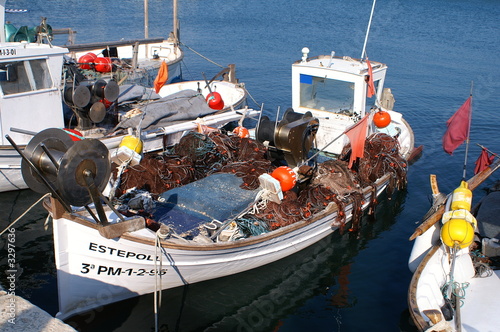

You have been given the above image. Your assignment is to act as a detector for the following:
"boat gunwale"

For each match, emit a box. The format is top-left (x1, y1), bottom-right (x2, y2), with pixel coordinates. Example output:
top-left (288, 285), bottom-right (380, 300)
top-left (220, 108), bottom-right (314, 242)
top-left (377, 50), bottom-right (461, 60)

top-left (46, 173), bottom-right (392, 251)
top-left (407, 243), bottom-right (441, 331)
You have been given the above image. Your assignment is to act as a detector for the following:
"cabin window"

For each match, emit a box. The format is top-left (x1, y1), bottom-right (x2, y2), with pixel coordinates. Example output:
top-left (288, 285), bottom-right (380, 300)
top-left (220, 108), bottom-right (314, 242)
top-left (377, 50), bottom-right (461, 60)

top-left (0, 59), bottom-right (53, 95)
top-left (365, 79), bottom-right (380, 111)
top-left (299, 74), bottom-right (355, 115)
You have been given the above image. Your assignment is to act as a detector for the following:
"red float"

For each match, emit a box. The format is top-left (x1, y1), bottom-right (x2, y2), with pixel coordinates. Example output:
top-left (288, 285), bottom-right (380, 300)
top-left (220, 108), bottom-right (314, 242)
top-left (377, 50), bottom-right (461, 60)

top-left (78, 53), bottom-right (97, 70)
top-left (206, 91), bottom-right (224, 110)
top-left (233, 126), bottom-right (250, 138)
top-left (271, 166), bottom-right (297, 191)
top-left (63, 128), bottom-right (83, 141)
top-left (94, 57), bottom-right (113, 73)
top-left (373, 110), bottom-right (391, 128)
top-left (100, 98), bottom-right (113, 108)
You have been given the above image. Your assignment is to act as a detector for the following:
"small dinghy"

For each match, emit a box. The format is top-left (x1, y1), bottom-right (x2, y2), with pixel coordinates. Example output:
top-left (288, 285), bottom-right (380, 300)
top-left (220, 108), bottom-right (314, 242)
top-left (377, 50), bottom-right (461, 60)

top-left (408, 171), bottom-right (500, 331)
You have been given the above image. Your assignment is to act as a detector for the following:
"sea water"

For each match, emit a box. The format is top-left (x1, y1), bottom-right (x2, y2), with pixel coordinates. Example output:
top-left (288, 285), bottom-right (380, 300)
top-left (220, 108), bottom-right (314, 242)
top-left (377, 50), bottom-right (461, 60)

top-left (1, 0), bottom-right (499, 331)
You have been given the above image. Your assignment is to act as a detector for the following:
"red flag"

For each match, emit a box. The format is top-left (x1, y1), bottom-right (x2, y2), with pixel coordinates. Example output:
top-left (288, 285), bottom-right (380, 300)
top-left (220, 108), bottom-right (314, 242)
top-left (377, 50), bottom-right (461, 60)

top-left (153, 60), bottom-right (169, 93)
top-left (442, 96), bottom-right (472, 155)
top-left (366, 59), bottom-right (376, 98)
top-left (474, 148), bottom-right (495, 174)
top-left (345, 115), bottom-right (370, 168)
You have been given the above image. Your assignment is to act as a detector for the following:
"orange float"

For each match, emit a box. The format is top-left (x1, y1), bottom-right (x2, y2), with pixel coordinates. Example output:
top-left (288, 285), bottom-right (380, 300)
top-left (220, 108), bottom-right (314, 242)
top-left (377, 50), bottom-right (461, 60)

top-left (373, 110), bottom-right (391, 128)
top-left (78, 52), bottom-right (97, 70)
top-left (94, 57), bottom-right (112, 73)
top-left (233, 126), bottom-right (250, 138)
top-left (271, 166), bottom-right (297, 191)
top-left (206, 91), bottom-right (224, 110)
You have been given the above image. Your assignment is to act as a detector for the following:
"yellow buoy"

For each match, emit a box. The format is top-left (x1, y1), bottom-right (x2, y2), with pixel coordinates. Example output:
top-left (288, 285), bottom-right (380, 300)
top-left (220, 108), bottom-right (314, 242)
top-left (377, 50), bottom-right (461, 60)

top-left (450, 181), bottom-right (472, 211)
top-left (119, 135), bottom-right (143, 154)
top-left (440, 218), bottom-right (475, 249)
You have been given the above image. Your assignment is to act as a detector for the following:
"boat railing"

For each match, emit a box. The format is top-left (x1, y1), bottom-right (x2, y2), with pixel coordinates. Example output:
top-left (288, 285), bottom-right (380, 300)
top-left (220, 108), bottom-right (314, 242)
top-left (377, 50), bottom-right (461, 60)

top-left (65, 37), bottom-right (166, 53)
top-left (52, 28), bottom-right (77, 45)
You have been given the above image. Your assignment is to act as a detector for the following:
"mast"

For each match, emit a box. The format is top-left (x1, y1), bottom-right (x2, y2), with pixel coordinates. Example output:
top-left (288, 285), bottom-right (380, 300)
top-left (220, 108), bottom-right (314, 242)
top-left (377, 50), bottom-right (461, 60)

top-left (144, 0), bottom-right (149, 39)
top-left (0, 0), bottom-right (6, 43)
top-left (361, 0), bottom-right (377, 59)
top-left (173, 0), bottom-right (179, 42)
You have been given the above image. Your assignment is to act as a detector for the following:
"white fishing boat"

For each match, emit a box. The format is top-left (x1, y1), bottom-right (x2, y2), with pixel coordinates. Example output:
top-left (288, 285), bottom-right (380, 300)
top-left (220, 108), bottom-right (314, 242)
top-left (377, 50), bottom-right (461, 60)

top-left (0, 0), bottom-right (249, 193)
top-left (408, 169), bottom-right (500, 331)
top-left (5, 0), bottom-right (184, 86)
top-left (12, 31), bottom-right (422, 320)
top-left (157, 66), bottom-right (247, 111)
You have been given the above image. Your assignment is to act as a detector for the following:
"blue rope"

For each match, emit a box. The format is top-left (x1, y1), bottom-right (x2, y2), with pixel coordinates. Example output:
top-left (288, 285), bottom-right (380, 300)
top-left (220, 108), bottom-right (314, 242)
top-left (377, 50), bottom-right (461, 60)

top-left (235, 216), bottom-right (269, 237)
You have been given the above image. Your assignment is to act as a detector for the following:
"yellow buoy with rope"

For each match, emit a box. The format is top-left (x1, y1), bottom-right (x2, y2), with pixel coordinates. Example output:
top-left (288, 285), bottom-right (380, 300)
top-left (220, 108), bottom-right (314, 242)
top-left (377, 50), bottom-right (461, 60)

top-left (120, 135), bottom-right (143, 154)
top-left (440, 217), bottom-right (475, 249)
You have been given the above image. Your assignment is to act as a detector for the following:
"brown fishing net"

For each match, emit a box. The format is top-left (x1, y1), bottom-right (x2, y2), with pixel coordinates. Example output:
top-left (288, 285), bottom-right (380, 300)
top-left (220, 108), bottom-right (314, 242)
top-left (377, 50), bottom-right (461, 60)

top-left (118, 131), bottom-right (273, 195)
top-left (117, 154), bottom-right (197, 195)
top-left (353, 132), bottom-right (408, 195)
top-left (246, 133), bottom-right (407, 232)
top-left (117, 130), bottom-right (407, 235)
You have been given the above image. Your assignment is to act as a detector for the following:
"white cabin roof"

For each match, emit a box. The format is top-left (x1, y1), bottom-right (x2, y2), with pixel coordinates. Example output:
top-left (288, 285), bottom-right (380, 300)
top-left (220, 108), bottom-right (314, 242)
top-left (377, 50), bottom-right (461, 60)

top-left (0, 42), bottom-right (68, 61)
top-left (292, 55), bottom-right (387, 79)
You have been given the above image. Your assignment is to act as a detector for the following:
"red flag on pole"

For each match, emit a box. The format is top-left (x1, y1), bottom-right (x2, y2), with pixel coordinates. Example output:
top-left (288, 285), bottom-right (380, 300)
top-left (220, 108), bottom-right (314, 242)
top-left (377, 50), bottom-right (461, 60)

top-left (345, 115), bottom-right (370, 168)
top-left (442, 96), bottom-right (472, 155)
top-left (154, 60), bottom-right (169, 93)
top-left (474, 148), bottom-right (495, 174)
top-left (366, 59), bottom-right (376, 98)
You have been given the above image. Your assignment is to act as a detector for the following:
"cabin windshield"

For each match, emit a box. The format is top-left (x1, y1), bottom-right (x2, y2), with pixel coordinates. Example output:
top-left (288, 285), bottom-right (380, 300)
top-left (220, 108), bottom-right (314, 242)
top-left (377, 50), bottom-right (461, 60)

top-left (0, 59), bottom-right (53, 95)
top-left (299, 74), bottom-right (355, 115)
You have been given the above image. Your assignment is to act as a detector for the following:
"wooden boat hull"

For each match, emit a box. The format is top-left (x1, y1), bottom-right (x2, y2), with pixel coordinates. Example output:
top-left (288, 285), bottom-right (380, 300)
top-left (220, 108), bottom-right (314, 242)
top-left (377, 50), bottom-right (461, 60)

top-left (51, 175), bottom-right (391, 319)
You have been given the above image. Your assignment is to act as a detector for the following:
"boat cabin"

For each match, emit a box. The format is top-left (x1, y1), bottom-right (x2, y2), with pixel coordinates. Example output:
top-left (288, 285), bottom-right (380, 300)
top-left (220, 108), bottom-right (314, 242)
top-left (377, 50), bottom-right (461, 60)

top-left (291, 48), bottom-right (390, 154)
top-left (0, 42), bottom-right (67, 146)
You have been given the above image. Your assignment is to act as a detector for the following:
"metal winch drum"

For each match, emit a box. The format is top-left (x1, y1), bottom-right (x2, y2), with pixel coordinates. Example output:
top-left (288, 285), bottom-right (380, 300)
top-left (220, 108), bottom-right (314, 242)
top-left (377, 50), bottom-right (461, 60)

top-left (21, 128), bottom-right (111, 207)
top-left (63, 79), bottom-right (120, 128)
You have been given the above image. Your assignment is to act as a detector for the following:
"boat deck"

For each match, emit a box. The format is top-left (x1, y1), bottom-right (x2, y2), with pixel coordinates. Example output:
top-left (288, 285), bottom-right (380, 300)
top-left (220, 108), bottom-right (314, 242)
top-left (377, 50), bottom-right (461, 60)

top-left (461, 269), bottom-right (500, 331)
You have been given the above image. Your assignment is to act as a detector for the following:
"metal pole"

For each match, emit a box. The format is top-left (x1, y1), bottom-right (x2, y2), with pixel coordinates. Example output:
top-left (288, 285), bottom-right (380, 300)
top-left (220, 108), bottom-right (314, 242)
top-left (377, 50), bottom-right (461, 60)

top-left (462, 81), bottom-right (474, 181)
top-left (144, 0), bottom-right (149, 39)
top-left (173, 0), bottom-right (179, 42)
top-left (361, 0), bottom-right (377, 59)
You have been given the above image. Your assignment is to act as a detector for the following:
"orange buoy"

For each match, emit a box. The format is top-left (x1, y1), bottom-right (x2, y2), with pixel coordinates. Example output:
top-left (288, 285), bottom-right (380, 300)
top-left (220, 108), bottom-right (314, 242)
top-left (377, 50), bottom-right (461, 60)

top-left (271, 166), bottom-right (297, 191)
top-left (78, 52), bottom-right (97, 70)
top-left (94, 57), bottom-right (112, 73)
top-left (63, 128), bottom-right (83, 141)
top-left (233, 126), bottom-right (250, 138)
top-left (373, 110), bottom-right (391, 128)
top-left (206, 92), bottom-right (224, 110)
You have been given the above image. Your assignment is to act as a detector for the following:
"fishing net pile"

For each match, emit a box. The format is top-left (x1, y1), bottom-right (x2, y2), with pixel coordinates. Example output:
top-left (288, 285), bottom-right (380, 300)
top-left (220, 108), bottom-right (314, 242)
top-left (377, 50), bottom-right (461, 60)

top-left (237, 132), bottom-right (408, 233)
top-left (354, 132), bottom-right (408, 194)
top-left (115, 130), bottom-right (408, 237)
top-left (117, 131), bottom-right (273, 196)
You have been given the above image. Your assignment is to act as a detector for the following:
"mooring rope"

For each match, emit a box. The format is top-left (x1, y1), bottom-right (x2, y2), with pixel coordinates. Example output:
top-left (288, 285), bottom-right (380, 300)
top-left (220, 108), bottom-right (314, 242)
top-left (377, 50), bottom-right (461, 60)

top-left (154, 225), bottom-right (169, 332)
top-left (0, 193), bottom-right (50, 236)
top-left (180, 42), bottom-right (224, 68)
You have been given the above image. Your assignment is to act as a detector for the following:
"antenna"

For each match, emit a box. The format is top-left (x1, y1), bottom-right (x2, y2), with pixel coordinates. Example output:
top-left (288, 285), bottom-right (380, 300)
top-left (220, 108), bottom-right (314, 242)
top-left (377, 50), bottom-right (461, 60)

top-left (361, 0), bottom-right (377, 59)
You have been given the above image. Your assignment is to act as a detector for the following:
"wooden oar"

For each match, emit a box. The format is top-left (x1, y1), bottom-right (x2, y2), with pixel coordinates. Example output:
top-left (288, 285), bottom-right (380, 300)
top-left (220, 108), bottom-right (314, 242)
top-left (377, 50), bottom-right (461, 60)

top-left (409, 157), bottom-right (500, 241)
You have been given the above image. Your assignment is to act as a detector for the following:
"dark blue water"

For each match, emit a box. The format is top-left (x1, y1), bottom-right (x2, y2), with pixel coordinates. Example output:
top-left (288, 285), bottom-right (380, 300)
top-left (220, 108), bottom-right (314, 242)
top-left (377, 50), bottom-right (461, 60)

top-left (1, 0), bottom-right (499, 331)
